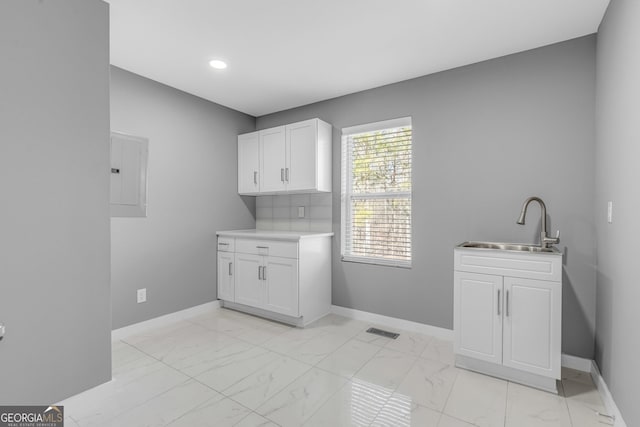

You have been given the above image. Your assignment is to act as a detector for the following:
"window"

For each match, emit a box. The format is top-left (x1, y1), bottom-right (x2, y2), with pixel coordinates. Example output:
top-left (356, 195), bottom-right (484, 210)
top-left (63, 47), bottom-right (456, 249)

top-left (341, 117), bottom-right (412, 267)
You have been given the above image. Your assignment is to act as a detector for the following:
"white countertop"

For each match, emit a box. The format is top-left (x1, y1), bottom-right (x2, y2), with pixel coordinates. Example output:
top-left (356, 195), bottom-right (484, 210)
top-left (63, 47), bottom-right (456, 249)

top-left (217, 229), bottom-right (334, 241)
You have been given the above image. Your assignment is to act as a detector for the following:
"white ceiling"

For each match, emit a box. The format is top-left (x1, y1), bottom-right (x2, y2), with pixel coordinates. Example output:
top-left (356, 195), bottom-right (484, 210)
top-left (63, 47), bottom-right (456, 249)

top-left (106, 0), bottom-right (609, 117)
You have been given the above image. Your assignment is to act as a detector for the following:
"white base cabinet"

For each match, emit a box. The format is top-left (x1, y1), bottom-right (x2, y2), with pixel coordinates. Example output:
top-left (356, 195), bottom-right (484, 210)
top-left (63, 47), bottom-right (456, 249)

top-left (454, 272), bottom-right (503, 365)
top-left (503, 276), bottom-right (561, 378)
top-left (217, 251), bottom-right (235, 302)
top-left (234, 253), bottom-right (263, 309)
top-left (454, 247), bottom-right (562, 393)
top-left (217, 231), bottom-right (332, 326)
top-left (234, 252), bottom-right (298, 318)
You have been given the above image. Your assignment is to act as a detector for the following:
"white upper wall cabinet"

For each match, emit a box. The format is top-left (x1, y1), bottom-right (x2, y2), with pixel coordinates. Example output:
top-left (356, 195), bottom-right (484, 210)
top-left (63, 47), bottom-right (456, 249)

top-left (237, 132), bottom-right (260, 194)
top-left (260, 126), bottom-right (287, 193)
top-left (110, 132), bottom-right (148, 217)
top-left (238, 118), bottom-right (332, 195)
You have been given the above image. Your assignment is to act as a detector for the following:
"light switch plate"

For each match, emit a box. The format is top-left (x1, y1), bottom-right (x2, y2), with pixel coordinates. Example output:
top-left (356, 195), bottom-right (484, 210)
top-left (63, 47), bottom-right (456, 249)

top-left (298, 206), bottom-right (305, 218)
top-left (607, 201), bottom-right (613, 224)
top-left (137, 288), bottom-right (147, 303)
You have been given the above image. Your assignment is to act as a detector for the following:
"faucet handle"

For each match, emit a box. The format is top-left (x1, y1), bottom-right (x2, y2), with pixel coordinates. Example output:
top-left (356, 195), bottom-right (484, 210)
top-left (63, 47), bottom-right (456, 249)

top-left (542, 230), bottom-right (560, 247)
top-left (547, 230), bottom-right (560, 245)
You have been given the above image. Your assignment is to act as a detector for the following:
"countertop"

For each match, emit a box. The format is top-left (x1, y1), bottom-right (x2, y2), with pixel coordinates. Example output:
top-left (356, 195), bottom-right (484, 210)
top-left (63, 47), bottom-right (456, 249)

top-left (217, 229), bottom-right (334, 241)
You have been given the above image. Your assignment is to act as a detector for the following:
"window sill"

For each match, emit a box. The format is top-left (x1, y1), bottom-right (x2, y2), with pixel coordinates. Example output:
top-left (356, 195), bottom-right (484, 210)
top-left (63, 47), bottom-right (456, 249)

top-left (341, 255), bottom-right (412, 269)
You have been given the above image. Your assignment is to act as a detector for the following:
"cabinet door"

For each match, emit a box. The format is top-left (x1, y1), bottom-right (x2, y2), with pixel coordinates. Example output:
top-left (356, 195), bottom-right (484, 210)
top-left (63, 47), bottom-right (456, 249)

top-left (260, 126), bottom-right (286, 192)
top-left (454, 271), bottom-right (503, 365)
top-left (217, 252), bottom-right (235, 301)
top-left (503, 277), bottom-right (561, 378)
top-left (286, 119), bottom-right (317, 192)
top-left (238, 132), bottom-right (260, 194)
top-left (263, 257), bottom-right (298, 317)
top-left (235, 253), bottom-right (264, 309)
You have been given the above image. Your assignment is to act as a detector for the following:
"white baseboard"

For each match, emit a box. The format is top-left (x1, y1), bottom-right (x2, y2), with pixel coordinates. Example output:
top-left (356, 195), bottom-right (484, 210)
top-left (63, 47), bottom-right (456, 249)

top-left (111, 300), bottom-right (220, 341)
top-left (590, 360), bottom-right (628, 427)
top-left (561, 353), bottom-right (593, 372)
top-left (330, 305), bottom-right (454, 340)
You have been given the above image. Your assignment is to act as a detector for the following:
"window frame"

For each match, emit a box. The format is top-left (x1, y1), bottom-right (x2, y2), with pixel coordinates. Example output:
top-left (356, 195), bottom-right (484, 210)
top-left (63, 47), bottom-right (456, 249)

top-left (340, 117), bottom-right (412, 268)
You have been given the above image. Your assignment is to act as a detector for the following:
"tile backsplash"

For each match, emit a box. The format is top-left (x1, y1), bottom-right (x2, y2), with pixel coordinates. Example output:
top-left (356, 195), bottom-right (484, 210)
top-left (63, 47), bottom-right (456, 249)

top-left (256, 193), bottom-right (332, 232)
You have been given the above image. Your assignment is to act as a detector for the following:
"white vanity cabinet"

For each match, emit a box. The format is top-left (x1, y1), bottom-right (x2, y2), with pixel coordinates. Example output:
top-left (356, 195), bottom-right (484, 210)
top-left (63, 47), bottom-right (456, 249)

top-left (216, 230), bottom-right (332, 326)
top-left (454, 246), bottom-right (562, 393)
top-left (237, 118), bottom-right (332, 195)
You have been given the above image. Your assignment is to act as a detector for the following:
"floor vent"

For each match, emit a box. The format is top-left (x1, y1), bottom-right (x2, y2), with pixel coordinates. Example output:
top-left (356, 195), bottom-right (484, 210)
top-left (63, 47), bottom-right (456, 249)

top-left (366, 327), bottom-right (399, 339)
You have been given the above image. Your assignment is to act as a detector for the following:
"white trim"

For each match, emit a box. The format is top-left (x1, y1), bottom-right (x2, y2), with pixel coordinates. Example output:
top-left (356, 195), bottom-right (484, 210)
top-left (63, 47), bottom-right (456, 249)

top-left (590, 360), bottom-right (628, 427)
top-left (341, 255), bottom-right (412, 269)
top-left (111, 301), bottom-right (220, 341)
top-left (342, 116), bottom-right (412, 136)
top-left (457, 354), bottom-right (558, 393)
top-left (330, 304), bottom-right (454, 340)
top-left (330, 305), bottom-right (601, 372)
top-left (561, 353), bottom-right (593, 372)
top-left (222, 300), bottom-right (319, 327)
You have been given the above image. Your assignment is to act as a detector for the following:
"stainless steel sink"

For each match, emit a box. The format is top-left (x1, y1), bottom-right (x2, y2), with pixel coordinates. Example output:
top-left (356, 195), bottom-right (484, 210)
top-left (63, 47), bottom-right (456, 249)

top-left (457, 241), bottom-right (560, 254)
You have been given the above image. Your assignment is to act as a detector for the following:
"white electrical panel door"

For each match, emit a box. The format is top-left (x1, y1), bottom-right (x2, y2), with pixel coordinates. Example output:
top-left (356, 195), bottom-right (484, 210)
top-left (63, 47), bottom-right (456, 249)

top-left (110, 132), bottom-right (148, 217)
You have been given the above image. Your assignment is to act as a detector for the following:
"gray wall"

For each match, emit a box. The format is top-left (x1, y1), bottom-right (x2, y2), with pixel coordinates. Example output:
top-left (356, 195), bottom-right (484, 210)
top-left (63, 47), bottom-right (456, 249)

top-left (0, 0), bottom-right (111, 403)
top-left (110, 67), bottom-right (255, 329)
top-left (258, 36), bottom-right (597, 358)
top-left (595, 0), bottom-right (640, 425)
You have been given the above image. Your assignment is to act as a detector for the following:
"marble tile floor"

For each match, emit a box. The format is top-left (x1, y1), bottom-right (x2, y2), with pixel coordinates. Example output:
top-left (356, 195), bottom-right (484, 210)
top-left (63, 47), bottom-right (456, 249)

top-left (60, 308), bottom-right (611, 427)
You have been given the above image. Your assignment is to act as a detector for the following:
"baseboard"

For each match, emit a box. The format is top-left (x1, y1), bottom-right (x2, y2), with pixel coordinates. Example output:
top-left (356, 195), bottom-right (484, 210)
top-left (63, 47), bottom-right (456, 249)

top-left (222, 300), bottom-right (306, 327)
top-left (111, 300), bottom-right (220, 341)
top-left (590, 360), bottom-right (628, 427)
top-left (330, 305), bottom-right (454, 340)
top-left (331, 304), bottom-right (599, 376)
top-left (561, 353), bottom-right (593, 372)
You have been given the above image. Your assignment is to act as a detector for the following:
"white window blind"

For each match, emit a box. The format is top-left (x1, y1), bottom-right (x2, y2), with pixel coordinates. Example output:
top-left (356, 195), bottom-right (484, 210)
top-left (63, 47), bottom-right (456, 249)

top-left (341, 117), bottom-right (412, 268)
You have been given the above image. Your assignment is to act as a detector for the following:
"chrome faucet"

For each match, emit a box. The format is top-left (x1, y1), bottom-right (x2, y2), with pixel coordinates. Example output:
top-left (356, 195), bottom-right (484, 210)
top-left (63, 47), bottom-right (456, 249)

top-left (516, 196), bottom-right (560, 248)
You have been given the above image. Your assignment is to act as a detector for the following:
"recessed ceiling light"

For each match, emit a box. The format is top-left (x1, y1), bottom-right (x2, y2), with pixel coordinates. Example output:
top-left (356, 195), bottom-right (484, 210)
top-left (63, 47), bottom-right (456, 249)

top-left (209, 59), bottom-right (227, 70)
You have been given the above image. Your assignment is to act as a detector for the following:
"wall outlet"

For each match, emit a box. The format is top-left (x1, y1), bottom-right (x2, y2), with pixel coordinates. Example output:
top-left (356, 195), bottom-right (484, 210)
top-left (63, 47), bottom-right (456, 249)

top-left (137, 288), bottom-right (147, 303)
top-left (607, 201), bottom-right (613, 224)
top-left (297, 206), bottom-right (305, 218)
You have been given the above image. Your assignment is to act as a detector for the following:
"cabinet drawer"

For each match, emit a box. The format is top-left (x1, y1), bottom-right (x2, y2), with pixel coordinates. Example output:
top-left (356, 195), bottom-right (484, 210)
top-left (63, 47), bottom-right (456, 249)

top-left (236, 239), bottom-right (298, 259)
top-left (454, 248), bottom-right (562, 282)
top-left (217, 237), bottom-right (235, 252)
